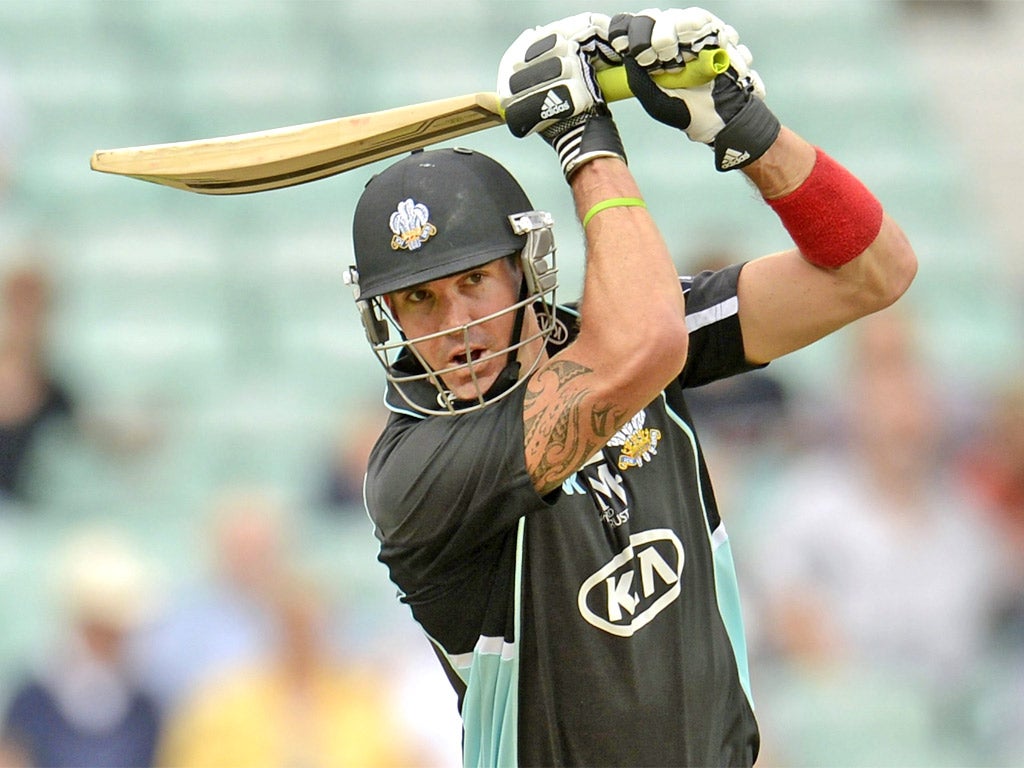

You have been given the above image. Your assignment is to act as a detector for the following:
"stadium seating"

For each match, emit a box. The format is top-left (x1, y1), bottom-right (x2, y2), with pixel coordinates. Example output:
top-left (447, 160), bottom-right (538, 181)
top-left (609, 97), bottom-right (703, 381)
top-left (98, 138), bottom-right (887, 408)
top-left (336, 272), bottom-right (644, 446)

top-left (0, 1), bottom-right (1020, 719)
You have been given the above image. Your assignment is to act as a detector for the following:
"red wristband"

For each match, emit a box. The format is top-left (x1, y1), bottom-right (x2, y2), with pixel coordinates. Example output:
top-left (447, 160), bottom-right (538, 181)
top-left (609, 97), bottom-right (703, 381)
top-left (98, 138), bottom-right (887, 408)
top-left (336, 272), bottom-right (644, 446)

top-left (765, 147), bottom-right (883, 269)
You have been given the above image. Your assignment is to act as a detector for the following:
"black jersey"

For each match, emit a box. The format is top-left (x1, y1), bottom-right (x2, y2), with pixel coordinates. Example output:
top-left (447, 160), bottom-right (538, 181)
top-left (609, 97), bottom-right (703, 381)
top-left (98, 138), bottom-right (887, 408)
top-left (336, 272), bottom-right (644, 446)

top-left (366, 265), bottom-right (762, 766)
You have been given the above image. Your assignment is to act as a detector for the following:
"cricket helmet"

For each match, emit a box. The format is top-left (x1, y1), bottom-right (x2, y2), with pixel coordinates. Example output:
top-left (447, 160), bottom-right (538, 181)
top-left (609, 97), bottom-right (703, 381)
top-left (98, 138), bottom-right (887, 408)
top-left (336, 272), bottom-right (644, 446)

top-left (345, 148), bottom-right (562, 416)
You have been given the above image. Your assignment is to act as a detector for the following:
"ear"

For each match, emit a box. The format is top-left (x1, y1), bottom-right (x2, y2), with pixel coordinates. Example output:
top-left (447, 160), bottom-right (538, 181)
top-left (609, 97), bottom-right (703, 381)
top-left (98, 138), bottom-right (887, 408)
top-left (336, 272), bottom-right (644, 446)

top-left (382, 294), bottom-right (409, 338)
top-left (506, 253), bottom-right (523, 277)
top-left (382, 293), bottom-right (398, 321)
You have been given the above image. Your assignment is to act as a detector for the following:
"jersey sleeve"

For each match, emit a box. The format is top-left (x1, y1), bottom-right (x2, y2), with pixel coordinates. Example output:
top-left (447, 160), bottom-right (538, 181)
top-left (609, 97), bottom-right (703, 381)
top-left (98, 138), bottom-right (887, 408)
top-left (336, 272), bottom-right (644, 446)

top-left (366, 390), bottom-right (547, 586)
top-left (678, 263), bottom-right (767, 388)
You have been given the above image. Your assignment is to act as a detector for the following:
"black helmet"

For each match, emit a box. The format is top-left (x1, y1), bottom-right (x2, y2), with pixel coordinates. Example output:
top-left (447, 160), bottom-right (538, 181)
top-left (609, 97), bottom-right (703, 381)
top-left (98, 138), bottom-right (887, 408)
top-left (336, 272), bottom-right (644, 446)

top-left (351, 147), bottom-right (534, 299)
top-left (345, 148), bottom-right (562, 417)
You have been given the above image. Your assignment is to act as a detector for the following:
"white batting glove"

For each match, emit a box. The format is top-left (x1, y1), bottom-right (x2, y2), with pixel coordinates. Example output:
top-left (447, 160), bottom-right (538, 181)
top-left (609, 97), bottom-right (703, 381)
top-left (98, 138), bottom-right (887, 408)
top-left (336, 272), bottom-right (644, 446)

top-left (498, 13), bottom-right (626, 180)
top-left (610, 7), bottom-right (779, 171)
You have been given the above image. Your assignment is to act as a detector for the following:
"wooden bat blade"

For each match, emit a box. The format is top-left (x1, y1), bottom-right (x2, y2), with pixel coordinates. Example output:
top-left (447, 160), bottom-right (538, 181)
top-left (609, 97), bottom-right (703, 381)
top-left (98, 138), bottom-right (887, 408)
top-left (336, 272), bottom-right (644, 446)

top-left (89, 92), bottom-right (505, 195)
top-left (89, 52), bottom-right (728, 196)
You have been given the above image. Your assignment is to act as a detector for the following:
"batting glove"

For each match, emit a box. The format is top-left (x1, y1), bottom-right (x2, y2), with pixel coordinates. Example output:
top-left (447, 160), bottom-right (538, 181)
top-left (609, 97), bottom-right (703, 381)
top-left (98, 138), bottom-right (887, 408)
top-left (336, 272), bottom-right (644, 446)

top-left (610, 8), bottom-right (780, 171)
top-left (498, 13), bottom-right (626, 180)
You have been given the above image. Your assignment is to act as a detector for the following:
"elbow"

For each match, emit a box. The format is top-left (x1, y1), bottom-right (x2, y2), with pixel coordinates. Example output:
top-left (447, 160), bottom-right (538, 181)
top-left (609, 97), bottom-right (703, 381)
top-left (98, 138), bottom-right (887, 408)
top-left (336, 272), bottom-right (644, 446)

top-left (891, 243), bottom-right (918, 305)
top-left (581, 287), bottom-right (689, 394)
top-left (874, 222), bottom-right (918, 309)
top-left (665, 316), bottom-right (691, 374)
top-left (850, 216), bottom-right (918, 313)
top-left (644, 309), bottom-right (690, 379)
top-left (602, 307), bottom-right (688, 389)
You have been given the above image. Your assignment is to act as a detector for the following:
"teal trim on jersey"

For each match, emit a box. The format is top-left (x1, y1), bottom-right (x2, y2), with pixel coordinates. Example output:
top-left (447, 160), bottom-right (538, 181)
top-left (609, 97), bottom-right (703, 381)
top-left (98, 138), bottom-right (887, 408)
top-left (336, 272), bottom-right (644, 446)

top-left (429, 517), bottom-right (525, 768)
top-left (711, 529), bottom-right (755, 709)
top-left (663, 394), bottom-right (755, 710)
top-left (460, 644), bottom-right (519, 767)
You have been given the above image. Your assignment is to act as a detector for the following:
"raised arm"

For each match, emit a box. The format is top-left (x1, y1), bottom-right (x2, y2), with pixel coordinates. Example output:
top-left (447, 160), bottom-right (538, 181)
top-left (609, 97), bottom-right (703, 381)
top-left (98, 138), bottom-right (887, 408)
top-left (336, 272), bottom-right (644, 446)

top-left (498, 15), bottom-right (689, 494)
top-left (522, 158), bottom-right (689, 494)
top-left (611, 8), bottom-right (917, 365)
top-left (735, 129), bottom-right (917, 364)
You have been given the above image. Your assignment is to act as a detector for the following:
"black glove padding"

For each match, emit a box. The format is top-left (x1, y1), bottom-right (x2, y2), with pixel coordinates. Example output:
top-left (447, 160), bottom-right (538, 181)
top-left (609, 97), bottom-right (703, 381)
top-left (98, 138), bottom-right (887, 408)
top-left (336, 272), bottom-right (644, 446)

top-left (614, 8), bottom-right (780, 171)
top-left (499, 17), bottom-right (627, 180)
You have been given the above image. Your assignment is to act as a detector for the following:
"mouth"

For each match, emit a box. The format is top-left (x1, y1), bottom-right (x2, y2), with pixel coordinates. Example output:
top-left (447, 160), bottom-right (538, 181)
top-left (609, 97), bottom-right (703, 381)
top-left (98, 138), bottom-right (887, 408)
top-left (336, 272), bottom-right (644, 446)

top-left (449, 347), bottom-right (488, 369)
top-left (442, 346), bottom-right (502, 397)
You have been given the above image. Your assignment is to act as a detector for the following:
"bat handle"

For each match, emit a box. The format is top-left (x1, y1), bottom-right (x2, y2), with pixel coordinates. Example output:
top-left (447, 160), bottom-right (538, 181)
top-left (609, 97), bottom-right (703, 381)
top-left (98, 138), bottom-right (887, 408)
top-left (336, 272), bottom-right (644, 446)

top-left (597, 48), bottom-right (730, 103)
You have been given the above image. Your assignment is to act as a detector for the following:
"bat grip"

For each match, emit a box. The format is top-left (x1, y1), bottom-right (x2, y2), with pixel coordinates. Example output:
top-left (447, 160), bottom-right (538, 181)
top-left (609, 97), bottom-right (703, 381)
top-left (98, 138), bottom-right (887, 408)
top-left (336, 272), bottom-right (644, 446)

top-left (597, 48), bottom-right (730, 103)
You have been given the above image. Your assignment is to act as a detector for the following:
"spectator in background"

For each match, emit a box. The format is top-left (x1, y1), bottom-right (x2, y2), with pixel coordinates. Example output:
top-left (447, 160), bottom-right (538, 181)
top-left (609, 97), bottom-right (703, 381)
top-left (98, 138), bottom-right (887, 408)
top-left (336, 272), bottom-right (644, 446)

top-left (744, 308), bottom-right (1005, 766)
top-left (130, 487), bottom-right (291, 713)
top-left (0, 261), bottom-right (73, 507)
top-left (960, 377), bottom-right (1024, 588)
top-left (156, 574), bottom-right (421, 768)
top-left (320, 401), bottom-right (388, 512)
top-left (0, 528), bottom-right (162, 768)
top-left (958, 375), bottom-right (1024, 763)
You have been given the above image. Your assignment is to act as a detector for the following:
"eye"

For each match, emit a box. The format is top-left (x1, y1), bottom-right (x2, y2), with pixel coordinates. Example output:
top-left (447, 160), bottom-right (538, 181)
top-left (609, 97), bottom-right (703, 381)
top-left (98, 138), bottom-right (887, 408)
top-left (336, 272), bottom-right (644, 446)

top-left (404, 287), bottom-right (431, 304)
top-left (465, 271), bottom-right (485, 285)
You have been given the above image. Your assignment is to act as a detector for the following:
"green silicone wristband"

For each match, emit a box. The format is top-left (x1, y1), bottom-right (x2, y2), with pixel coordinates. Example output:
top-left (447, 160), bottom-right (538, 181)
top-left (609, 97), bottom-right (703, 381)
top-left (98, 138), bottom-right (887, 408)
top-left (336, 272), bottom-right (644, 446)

top-left (582, 197), bottom-right (647, 228)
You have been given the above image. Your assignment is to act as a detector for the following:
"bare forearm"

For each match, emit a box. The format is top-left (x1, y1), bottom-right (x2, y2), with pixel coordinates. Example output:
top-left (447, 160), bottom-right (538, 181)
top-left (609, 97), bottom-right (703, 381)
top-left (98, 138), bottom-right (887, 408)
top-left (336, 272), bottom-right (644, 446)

top-left (520, 158), bottom-right (689, 493)
top-left (740, 126), bottom-right (816, 200)
top-left (736, 128), bottom-right (918, 364)
top-left (748, 125), bottom-right (915, 294)
top-left (570, 158), bottom-right (687, 353)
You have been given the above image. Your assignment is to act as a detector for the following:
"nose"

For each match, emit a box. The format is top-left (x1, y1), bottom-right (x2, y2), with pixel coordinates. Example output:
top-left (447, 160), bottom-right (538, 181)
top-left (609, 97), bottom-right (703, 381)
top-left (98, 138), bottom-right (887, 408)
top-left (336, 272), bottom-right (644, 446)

top-left (435, 292), bottom-right (474, 336)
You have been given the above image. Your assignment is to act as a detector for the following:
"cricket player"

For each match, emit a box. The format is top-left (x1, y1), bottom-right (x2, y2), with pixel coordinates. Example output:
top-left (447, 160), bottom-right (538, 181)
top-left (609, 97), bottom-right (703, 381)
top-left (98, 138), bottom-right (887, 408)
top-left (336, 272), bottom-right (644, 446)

top-left (344, 8), bottom-right (917, 766)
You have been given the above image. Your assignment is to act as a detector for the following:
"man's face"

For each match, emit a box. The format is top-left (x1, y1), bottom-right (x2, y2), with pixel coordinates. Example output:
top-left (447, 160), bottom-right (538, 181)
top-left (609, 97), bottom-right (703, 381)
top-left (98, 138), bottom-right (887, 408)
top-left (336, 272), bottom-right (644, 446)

top-left (386, 257), bottom-right (525, 401)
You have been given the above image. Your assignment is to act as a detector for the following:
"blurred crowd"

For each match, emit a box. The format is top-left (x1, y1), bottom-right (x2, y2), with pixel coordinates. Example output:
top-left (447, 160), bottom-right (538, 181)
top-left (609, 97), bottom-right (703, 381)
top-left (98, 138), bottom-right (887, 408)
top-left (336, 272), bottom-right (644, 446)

top-left (0, 61), bottom-right (459, 767)
top-left (0, 488), bottom-right (460, 768)
top-left (2, 3), bottom-right (1024, 767)
top-left (707, 310), bottom-right (1023, 767)
top-left (4, 255), bottom-right (1023, 767)
top-left (678, 245), bottom-right (1024, 765)
top-left (3, 243), bottom-right (1023, 768)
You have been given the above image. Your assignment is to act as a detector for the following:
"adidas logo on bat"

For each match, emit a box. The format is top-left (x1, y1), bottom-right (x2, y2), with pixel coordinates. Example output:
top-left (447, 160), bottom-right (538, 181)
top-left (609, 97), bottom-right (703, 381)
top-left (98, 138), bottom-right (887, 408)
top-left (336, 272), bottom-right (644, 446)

top-left (540, 90), bottom-right (571, 119)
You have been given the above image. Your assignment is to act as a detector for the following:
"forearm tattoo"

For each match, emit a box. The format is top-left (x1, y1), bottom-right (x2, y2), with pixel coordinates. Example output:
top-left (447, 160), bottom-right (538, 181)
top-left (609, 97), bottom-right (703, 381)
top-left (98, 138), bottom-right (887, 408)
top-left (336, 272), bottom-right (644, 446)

top-left (524, 360), bottom-right (628, 494)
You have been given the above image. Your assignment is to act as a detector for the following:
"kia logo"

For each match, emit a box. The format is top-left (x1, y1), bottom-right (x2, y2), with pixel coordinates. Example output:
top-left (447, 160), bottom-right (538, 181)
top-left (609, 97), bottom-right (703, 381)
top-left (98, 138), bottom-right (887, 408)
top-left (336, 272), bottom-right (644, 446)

top-left (577, 529), bottom-right (685, 637)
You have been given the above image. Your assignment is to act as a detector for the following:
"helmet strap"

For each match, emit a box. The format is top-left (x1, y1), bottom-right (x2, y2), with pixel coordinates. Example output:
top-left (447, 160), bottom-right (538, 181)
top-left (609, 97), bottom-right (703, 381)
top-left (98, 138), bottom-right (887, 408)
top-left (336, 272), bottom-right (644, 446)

top-left (479, 274), bottom-right (529, 401)
top-left (507, 274), bottom-right (529, 368)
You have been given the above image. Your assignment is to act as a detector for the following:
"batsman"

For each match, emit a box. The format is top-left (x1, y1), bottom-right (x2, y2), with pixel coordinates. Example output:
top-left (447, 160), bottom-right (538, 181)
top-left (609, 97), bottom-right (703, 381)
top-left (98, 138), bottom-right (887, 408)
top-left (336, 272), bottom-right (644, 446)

top-left (346, 8), bottom-right (916, 766)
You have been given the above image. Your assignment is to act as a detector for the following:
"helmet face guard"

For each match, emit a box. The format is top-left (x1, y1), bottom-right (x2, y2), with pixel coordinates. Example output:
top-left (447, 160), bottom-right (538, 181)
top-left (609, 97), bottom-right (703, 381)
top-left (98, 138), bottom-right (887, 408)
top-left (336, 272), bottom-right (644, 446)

top-left (347, 210), bottom-right (563, 416)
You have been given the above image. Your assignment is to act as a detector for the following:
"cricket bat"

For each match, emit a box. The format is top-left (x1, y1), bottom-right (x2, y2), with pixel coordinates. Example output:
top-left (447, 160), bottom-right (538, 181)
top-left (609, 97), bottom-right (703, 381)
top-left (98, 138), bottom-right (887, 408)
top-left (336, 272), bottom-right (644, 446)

top-left (89, 49), bottom-right (728, 195)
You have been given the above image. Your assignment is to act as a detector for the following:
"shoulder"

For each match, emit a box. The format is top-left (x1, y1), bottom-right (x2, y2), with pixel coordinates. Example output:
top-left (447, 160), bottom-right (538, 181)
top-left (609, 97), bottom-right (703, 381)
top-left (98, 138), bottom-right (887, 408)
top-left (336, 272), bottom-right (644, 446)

top-left (379, 388), bottom-right (526, 444)
top-left (370, 406), bottom-right (513, 475)
top-left (367, 396), bottom-right (531, 531)
top-left (2, 677), bottom-right (54, 731)
top-left (128, 688), bottom-right (162, 726)
top-left (4, 677), bottom-right (48, 709)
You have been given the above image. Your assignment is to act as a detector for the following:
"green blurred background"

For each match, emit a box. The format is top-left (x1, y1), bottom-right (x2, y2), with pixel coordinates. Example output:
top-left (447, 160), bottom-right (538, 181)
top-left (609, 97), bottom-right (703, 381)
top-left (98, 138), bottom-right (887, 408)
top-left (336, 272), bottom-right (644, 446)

top-left (0, 1), bottom-right (1022, 766)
